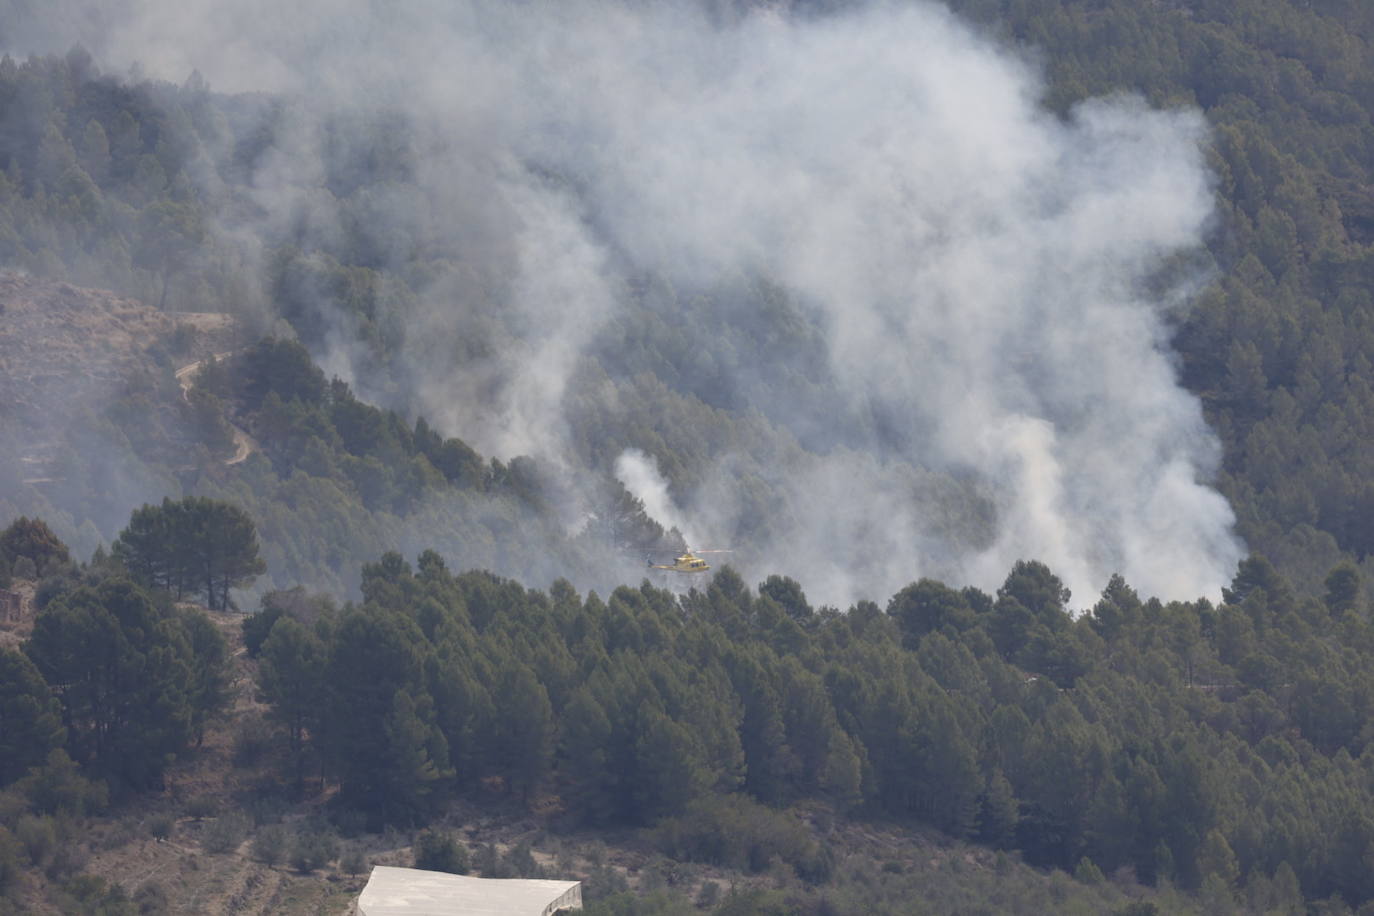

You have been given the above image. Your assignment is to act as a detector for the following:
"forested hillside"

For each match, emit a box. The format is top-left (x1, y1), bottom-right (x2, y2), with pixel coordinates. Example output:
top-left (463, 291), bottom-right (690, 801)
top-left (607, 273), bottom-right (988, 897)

top-left (0, 0), bottom-right (1372, 604)
top-left (235, 546), bottom-right (1374, 908)
top-left (3, 515), bottom-right (1373, 913)
top-left (936, 0), bottom-right (1374, 593)
top-left (2, 0), bottom-right (1374, 913)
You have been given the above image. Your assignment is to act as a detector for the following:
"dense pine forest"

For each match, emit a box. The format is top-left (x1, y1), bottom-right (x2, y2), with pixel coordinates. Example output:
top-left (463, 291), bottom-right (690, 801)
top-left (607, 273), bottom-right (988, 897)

top-left (3, 0), bottom-right (1374, 913)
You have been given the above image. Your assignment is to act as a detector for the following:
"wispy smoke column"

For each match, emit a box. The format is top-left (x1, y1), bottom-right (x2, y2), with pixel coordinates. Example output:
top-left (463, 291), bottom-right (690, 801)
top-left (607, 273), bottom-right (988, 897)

top-left (416, 175), bottom-right (618, 461)
top-left (614, 449), bottom-right (695, 547)
top-left (57, 0), bottom-right (1243, 604)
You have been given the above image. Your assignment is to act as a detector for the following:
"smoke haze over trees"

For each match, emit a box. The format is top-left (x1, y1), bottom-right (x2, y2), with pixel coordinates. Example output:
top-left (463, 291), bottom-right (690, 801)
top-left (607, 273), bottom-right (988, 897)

top-left (0, 0), bottom-right (1263, 608)
top-left (4, 0), bottom-right (1374, 912)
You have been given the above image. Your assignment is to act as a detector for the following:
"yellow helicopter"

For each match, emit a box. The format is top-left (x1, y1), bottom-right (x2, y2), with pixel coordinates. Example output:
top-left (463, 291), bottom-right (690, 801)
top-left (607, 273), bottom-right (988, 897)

top-left (646, 548), bottom-right (730, 573)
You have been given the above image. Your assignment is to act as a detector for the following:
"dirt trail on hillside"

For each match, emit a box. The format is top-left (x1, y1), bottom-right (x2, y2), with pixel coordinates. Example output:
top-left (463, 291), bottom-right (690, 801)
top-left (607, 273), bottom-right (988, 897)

top-left (176, 352), bottom-right (258, 466)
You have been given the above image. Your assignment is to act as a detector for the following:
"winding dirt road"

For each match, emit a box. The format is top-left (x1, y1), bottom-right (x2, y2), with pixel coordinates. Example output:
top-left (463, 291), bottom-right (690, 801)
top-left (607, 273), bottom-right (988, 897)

top-left (176, 352), bottom-right (258, 465)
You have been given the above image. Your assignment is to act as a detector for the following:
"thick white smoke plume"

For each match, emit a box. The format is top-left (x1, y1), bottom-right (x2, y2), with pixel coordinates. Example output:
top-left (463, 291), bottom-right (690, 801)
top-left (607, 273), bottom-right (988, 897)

top-left (21, 0), bottom-right (1244, 605)
top-left (615, 449), bottom-right (696, 549)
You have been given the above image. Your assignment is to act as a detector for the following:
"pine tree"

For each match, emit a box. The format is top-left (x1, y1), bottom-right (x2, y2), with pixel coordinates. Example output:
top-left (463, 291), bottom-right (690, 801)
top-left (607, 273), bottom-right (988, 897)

top-left (0, 648), bottom-right (65, 786)
top-left (379, 690), bottom-right (453, 824)
top-left (258, 617), bottom-right (325, 793)
top-left (978, 769), bottom-right (1019, 849)
top-left (114, 498), bottom-right (265, 610)
top-left (489, 661), bottom-right (554, 804)
top-left (25, 579), bottom-right (195, 790)
top-left (0, 517), bottom-right (70, 577)
top-left (559, 687), bottom-right (615, 824)
top-left (320, 609), bottom-right (427, 813)
top-left (178, 609), bottom-right (232, 745)
top-left (632, 709), bottom-right (709, 823)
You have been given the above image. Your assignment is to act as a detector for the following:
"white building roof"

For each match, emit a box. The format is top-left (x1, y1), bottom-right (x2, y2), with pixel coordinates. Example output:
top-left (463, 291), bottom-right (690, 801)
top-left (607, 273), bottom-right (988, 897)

top-left (358, 866), bottom-right (582, 916)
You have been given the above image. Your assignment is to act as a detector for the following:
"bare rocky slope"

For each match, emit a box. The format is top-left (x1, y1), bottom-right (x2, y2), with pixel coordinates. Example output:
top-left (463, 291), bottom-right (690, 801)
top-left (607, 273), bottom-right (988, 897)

top-left (0, 271), bottom-right (239, 433)
top-left (0, 272), bottom-right (248, 533)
